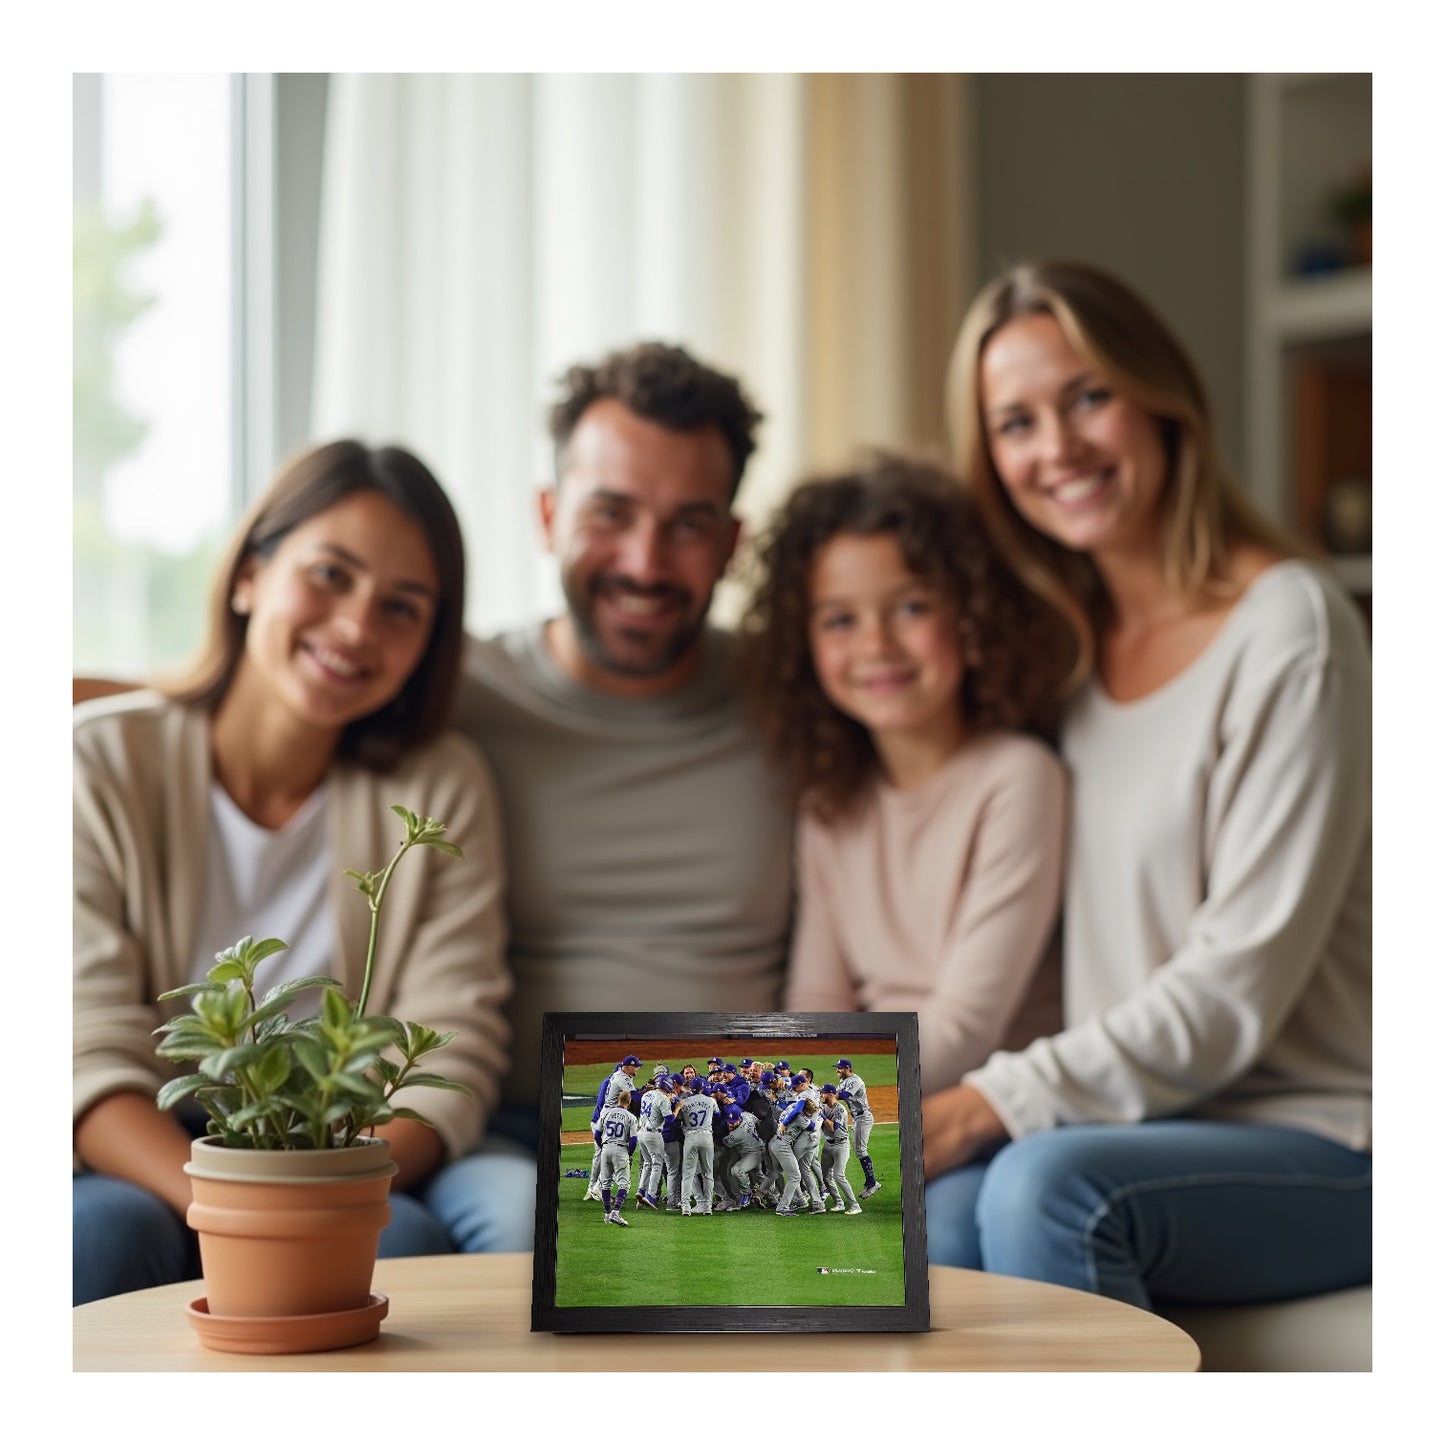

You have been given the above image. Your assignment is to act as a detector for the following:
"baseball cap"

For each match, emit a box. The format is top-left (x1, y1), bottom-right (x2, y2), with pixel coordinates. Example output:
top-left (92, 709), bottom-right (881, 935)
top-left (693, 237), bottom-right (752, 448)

top-left (739, 1058), bottom-right (754, 1069)
top-left (759, 1070), bottom-right (775, 1087)
top-left (820, 1082), bottom-right (837, 1095)
top-left (792, 1074), bottom-right (808, 1087)
top-left (690, 1078), bottom-right (706, 1093)
top-left (621, 1055), bottom-right (641, 1067)
top-left (707, 1056), bottom-right (725, 1068)
top-left (725, 1104), bottom-right (742, 1122)
top-left (722, 1062), bottom-right (738, 1074)
top-left (774, 1060), bottom-right (790, 1071)
top-left (670, 1072), bottom-right (686, 1086)
top-left (835, 1058), bottom-right (852, 1070)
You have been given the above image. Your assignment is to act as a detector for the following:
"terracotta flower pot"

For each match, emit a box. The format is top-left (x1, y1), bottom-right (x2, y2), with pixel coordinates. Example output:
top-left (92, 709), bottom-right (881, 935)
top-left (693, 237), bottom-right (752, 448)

top-left (185, 1135), bottom-right (397, 1331)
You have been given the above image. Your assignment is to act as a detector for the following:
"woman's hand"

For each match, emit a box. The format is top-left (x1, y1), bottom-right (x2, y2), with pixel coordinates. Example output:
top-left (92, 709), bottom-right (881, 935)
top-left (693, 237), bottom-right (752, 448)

top-left (921, 1084), bottom-right (1006, 1180)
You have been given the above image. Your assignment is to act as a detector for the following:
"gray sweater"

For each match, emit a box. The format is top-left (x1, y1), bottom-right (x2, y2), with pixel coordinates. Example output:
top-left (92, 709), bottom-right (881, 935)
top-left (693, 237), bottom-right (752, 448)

top-left (455, 624), bottom-right (793, 1106)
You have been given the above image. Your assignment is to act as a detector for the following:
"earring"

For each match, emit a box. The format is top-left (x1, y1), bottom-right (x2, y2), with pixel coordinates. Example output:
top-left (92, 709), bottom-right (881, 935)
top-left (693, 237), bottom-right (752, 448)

top-left (231, 593), bottom-right (250, 616)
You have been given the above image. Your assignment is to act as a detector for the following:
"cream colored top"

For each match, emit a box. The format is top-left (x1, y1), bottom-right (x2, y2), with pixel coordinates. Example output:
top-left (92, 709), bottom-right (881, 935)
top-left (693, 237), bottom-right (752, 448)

top-left (73, 693), bottom-right (512, 1161)
top-left (969, 563), bottom-right (1372, 1152)
top-left (784, 731), bottom-right (1066, 1096)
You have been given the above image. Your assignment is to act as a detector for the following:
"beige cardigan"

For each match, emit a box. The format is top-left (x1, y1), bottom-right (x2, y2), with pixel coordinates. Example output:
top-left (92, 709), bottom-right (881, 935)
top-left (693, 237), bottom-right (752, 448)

top-left (73, 692), bottom-right (511, 1162)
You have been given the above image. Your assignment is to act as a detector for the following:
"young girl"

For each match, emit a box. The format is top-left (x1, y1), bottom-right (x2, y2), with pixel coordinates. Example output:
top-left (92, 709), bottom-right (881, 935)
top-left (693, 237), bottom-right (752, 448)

top-left (742, 453), bottom-right (1069, 1098)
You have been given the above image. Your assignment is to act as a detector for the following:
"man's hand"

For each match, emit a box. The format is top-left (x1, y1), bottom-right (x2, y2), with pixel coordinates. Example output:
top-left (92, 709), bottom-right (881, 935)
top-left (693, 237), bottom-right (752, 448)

top-left (921, 1084), bottom-right (1006, 1180)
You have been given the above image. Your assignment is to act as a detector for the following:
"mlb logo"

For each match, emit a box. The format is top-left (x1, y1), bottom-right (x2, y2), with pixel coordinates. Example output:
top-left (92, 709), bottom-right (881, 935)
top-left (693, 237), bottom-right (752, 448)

top-left (817, 1267), bottom-right (830, 1275)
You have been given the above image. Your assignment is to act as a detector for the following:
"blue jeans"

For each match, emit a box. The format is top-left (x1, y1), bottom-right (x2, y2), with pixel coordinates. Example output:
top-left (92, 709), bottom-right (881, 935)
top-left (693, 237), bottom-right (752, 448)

top-left (73, 1106), bottom-right (540, 1306)
top-left (923, 1120), bottom-right (1371, 1310)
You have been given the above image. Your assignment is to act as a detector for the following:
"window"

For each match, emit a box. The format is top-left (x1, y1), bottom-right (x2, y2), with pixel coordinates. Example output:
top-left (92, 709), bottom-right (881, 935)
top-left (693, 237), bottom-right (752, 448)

top-left (73, 73), bottom-right (238, 678)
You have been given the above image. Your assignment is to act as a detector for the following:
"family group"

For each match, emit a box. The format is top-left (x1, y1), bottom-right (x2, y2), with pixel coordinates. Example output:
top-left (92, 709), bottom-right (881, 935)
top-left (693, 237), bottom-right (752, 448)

top-left (73, 259), bottom-right (1371, 1317)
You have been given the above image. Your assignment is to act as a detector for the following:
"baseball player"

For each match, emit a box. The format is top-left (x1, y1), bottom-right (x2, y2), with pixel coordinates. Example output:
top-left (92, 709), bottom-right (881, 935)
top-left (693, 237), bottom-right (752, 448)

top-left (750, 1070), bottom-right (784, 1204)
top-left (818, 1083), bottom-right (862, 1213)
top-left (773, 1093), bottom-right (820, 1214)
top-left (789, 1072), bottom-right (827, 1207)
top-left (721, 1062), bottom-right (751, 1108)
top-left (661, 1073), bottom-right (688, 1210)
top-left (595, 1089), bottom-right (639, 1225)
top-left (835, 1058), bottom-right (880, 1197)
top-left (715, 1104), bottom-right (765, 1209)
top-left (585, 1053), bottom-right (643, 1200)
top-left (678, 1078), bottom-right (720, 1215)
top-left (635, 1067), bottom-right (673, 1210)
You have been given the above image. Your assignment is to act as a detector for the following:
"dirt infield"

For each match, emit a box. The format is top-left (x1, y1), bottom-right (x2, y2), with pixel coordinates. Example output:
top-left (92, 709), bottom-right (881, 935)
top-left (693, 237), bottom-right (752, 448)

top-left (561, 1037), bottom-right (899, 1142)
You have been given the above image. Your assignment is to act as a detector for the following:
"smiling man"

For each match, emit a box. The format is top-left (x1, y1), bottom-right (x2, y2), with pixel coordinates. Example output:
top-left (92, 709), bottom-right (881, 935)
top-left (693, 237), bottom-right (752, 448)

top-left (452, 344), bottom-right (794, 1204)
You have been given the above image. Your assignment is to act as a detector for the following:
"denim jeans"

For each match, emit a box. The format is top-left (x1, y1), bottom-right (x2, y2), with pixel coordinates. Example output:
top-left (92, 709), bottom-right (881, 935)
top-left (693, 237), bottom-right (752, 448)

top-left (923, 1120), bottom-right (1372, 1310)
top-left (73, 1104), bottom-right (541, 1306)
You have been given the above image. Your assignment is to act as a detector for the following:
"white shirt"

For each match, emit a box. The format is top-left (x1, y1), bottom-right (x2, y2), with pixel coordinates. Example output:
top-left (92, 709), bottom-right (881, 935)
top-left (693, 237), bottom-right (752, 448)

top-left (191, 781), bottom-right (335, 1010)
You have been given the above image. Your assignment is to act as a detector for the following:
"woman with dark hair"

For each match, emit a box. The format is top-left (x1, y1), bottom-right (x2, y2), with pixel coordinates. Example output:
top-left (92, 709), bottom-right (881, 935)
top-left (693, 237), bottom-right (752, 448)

top-left (923, 260), bottom-right (1371, 1312)
top-left (73, 440), bottom-right (532, 1305)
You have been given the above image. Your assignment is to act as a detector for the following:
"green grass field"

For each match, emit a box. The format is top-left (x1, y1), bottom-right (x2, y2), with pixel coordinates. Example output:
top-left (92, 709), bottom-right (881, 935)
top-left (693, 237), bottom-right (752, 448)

top-left (553, 1123), bottom-right (905, 1308)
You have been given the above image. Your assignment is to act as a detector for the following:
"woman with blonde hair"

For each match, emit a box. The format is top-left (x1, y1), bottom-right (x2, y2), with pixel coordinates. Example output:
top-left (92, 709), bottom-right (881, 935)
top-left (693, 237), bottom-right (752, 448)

top-left (922, 260), bottom-right (1371, 1313)
top-left (74, 440), bottom-right (534, 1304)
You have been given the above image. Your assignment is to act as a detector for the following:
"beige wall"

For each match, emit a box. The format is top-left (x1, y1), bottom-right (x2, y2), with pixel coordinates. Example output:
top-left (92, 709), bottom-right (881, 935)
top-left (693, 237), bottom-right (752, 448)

top-left (973, 73), bottom-right (1247, 481)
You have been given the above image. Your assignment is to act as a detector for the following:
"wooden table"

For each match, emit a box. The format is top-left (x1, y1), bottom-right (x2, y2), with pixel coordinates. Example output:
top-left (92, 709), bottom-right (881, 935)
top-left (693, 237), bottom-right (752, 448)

top-left (74, 1254), bottom-right (1198, 1370)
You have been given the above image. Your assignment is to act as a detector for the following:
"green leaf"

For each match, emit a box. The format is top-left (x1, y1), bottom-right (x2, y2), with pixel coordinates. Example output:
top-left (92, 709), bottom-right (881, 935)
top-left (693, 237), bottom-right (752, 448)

top-left (292, 1037), bottom-right (332, 1082)
top-left (257, 974), bottom-right (343, 1009)
top-left (155, 1038), bottom-right (225, 1063)
top-left (389, 1107), bottom-right (439, 1127)
top-left (156, 981), bottom-right (223, 1002)
top-left (241, 937), bottom-right (290, 966)
top-left (343, 867), bottom-right (380, 899)
top-left (321, 987), bottom-right (354, 1031)
top-left (393, 1074), bottom-right (473, 1096)
top-left (156, 1074), bottom-right (212, 1111)
top-left (200, 1042), bottom-right (270, 1081)
top-left (422, 839), bottom-right (464, 860)
top-left (250, 1044), bottom-right (294, 1095)
top-left (405, 1024), bottom-right (458, 1058)
top-left (363, 1015), bottom-right (408, 1050)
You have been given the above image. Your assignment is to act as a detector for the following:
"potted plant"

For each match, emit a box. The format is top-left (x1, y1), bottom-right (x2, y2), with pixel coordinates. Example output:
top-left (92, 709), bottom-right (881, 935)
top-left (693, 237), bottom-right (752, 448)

top-left (153, 804), bottom-right (470, 1354)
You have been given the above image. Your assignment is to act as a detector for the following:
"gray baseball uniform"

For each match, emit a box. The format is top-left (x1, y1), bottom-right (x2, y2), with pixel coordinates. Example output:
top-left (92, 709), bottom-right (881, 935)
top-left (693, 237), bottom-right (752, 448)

top-left (637, 1086), bottom-right (671, 1201)
top-left (589, 1067), bottom-right (639, 1188)
top-left (819, 1102), bottom-right (859, 1208)
top-left (838, 1073), bottom-right (873, 1158)
top-left (776, 1100), bottom-right (818, 1211)
top-left (678, 1091), bottom-right (719, 1213)
top-left (716, 1113), bottom-right (764, 1203)
top-left (595, 1104), bottom-right (638, 1197)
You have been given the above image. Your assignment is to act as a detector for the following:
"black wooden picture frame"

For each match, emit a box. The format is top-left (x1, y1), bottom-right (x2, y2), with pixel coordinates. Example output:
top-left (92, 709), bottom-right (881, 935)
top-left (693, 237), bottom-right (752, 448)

top-left (531, 1010), bottom-right (928, 1333)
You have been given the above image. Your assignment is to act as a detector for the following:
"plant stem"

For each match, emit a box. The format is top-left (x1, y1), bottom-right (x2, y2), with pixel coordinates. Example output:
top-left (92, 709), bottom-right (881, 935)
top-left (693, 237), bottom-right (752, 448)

top-left (354, 838), bottom-right (411, 1020)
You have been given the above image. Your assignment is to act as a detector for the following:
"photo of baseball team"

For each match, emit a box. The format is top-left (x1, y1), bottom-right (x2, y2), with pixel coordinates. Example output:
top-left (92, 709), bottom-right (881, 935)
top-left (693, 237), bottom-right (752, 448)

top-left (585, 1056), bottom-right (881, 1223)
top-left (552, 1036), bottom-right (907, 1309)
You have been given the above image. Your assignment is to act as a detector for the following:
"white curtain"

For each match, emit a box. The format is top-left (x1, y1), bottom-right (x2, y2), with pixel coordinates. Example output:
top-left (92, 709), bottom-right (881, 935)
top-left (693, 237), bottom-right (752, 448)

top-left (312, 73), bottom-right (968, 634)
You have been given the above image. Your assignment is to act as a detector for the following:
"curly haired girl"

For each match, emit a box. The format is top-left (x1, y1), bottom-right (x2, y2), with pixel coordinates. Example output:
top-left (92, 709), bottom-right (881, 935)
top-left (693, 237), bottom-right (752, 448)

top-left (740, 451), bottom-right (1070, 1096)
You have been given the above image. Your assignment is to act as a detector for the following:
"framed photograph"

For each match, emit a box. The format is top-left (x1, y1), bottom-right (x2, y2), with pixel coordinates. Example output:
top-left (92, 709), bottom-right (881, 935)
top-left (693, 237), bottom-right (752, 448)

top-left (531, 1011), bottom-right (928, 1333)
